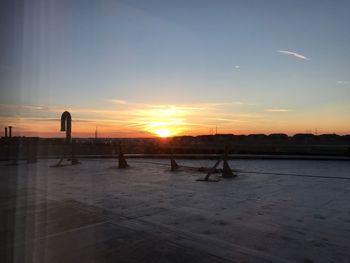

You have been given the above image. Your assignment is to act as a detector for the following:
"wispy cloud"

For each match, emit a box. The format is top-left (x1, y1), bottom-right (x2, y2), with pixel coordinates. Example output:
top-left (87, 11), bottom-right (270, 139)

top-left (107, 99), bottom-right (128, 104)
top-left (277, 50), bottom-right (310, 60)
top-left (264, 108), bottom-right (290, 112)
top-left (336, 80), bottom-right (350, 84)
top-left (0, 104), bottom-right (48, 111)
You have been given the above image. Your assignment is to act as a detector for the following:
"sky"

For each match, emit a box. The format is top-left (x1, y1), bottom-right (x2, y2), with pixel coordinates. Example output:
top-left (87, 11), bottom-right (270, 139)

top-left (1, 0), bottom-right (350, 138)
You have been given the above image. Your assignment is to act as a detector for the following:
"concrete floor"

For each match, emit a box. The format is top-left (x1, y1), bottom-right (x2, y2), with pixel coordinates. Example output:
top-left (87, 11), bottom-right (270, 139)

top-left (1, 159), bottom-right (350, 263)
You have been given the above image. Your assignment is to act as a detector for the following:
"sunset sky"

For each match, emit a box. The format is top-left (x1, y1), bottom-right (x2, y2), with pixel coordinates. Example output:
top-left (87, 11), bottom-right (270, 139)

top-left (1, 0), bottom-right (350, 138)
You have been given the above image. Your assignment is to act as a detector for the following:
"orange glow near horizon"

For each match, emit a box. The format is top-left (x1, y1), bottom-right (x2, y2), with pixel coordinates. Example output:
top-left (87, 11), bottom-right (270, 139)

top-left (4, 121), bottom-right (350, 138)
top-left (1, 102), bottom-right (350, 138)
top-left (153, 128), bottom-right (172, 138)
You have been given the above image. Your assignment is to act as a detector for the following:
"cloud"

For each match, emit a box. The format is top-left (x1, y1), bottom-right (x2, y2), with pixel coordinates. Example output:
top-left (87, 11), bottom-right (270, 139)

top-left (336, 80), bottom-right (350, 84)
top-left (277, 50), bottom-right (309, 60)
top-left (107, 99), bottom-right (127, 104)
top-left (264, 108), bottom-right (290, 112)
top-left (234, 65), bottom-right (241, 69)
top-left (0, 104), bottom-right (48, 111)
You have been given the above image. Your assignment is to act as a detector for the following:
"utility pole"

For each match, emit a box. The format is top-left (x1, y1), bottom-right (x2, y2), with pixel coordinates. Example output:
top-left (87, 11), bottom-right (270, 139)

top-left (95, 126), bottom-right (98, 140)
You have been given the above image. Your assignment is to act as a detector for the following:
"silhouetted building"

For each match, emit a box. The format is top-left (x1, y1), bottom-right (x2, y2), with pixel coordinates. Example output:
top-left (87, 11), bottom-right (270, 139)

top-left (268, 133), bottom-right (288, 140)
top-left (293, 133), bottom-right (316, 142)
top-left (319, 134), bottom-right (340, 142)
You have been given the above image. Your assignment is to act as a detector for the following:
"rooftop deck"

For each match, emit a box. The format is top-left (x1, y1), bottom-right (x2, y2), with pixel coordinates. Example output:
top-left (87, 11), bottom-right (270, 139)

top-left (1, 159), bottom-right (350, 262)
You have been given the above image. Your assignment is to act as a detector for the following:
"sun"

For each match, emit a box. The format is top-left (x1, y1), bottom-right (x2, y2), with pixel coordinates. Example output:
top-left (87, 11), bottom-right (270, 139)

top-left (154, 128), bottom-right (171, 138)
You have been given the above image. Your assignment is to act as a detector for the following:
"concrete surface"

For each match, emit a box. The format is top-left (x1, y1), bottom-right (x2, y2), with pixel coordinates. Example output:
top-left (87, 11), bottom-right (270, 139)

top-left (1, 159), bottom-right (350, 263)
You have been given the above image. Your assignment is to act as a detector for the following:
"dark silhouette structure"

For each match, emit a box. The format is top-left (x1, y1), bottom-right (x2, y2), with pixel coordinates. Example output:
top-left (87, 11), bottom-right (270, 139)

top-left (70, 139), bottom-right (80, 165)
top-left (170, 156), bottom-right (179, 171)
top-left (54, 111), bottom-right (79, 166)
top-left (170, 148), bottom-right (179, 171)
top-left (8, 126), bottom-right (12, 138)
top-left (4, 127), bottom-right (8, 138)
top-left (61, 111), bottom-right (72, 143)
top-left (118, 143), bottom-right (128, 168)
top-left (221, 146), bottom-right (235, 178)
top-left (198, 146), bottom-right (235, 182)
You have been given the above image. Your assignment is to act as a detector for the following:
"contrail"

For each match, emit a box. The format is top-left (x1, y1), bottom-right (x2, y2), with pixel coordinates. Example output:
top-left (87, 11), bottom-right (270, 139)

top-left (277, 50), bottom-right (310, 60)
